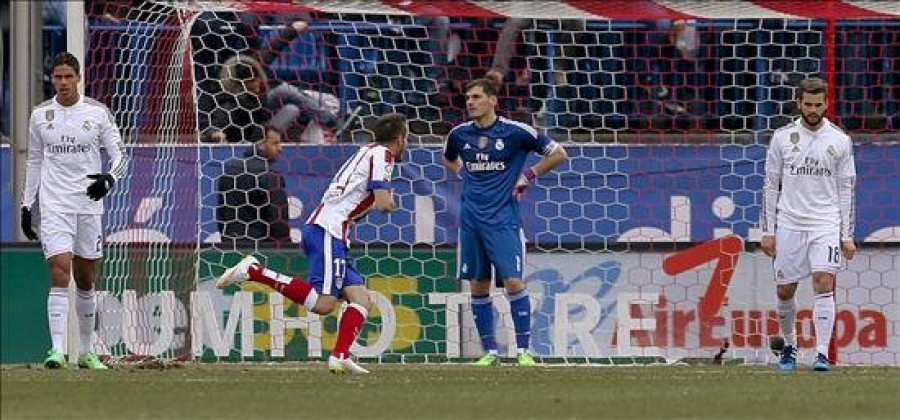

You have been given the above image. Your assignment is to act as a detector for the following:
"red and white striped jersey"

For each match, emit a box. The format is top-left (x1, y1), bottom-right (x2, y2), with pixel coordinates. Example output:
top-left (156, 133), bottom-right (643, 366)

top-left (307, 143), bottom-right (395, 242)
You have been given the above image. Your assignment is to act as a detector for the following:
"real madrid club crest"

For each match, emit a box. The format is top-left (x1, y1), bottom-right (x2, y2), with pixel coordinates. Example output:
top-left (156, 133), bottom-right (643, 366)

top-left (826, 145), bottom-right (837, 158)
top-left (478, 136), bottom-right (488, 149)
top-left (83, 120), bottom-right (93, 132)
top-left (45, 109), bottom-right (54, 129)
top-left (495, 139), bottom-right (504, 151)
top-left (789, 132), bottom-right (800, 152)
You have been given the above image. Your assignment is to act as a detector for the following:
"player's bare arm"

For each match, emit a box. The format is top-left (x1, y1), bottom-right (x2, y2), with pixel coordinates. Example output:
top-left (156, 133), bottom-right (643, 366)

top-left (372, 189), bottom-right (395, 213)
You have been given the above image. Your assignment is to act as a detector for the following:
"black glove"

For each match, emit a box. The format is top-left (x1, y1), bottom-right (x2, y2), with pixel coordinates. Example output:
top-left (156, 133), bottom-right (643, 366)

top-left (86, 173), bottom-right (115, 201)
top-left (20, 207), bottom-right (38, 241)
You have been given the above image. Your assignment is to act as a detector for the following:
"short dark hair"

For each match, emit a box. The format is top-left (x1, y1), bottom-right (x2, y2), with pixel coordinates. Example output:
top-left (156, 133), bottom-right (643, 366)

top-left (465, 78), bottom-right (500, 97)
top-left (796, 77), bottom-right (826, 100)
top-left (371, 113), bottom-right (407, 144)
top-left (51, 52), bottom-right (81, 75)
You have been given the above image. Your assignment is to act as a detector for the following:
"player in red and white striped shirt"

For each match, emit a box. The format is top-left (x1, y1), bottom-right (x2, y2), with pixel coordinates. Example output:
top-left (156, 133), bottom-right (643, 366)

top-left (217, 113), bottom-right (408, 374)
top-left (306, 138), bottom-right (397, 243)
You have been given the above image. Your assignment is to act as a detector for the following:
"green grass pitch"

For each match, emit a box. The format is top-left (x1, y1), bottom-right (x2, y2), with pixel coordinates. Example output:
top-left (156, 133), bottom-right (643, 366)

top-left (2, 363), bottom-right (898, 419)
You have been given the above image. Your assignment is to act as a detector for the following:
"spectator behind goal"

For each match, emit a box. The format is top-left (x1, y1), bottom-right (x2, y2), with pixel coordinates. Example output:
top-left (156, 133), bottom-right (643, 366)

top-left (199, 53), bottom-right (343, 144)
top-left (216, 126), bottom-right (291, 247)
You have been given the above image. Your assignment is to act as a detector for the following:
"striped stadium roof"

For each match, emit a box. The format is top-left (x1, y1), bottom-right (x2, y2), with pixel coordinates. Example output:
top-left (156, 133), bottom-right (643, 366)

top-left (229, 0), bottom-right (900, 19)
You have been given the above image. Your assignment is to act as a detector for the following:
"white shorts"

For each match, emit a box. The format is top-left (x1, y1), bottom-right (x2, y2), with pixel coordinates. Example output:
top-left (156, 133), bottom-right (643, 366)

top-left (40, 210), bottom-right (104, 260)
top-left (773, 227), bottom-right (841, 284)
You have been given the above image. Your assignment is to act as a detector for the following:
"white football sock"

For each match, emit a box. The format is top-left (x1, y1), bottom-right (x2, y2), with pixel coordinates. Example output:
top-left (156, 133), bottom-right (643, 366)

top-left (75, 288), bottom-right (96, 355)
top-left (776, 298), bottom-right (797, 347)
top-left (813, 292), bottom-right (835, 356)
top-left (47, 287), bottom-right (69, 353)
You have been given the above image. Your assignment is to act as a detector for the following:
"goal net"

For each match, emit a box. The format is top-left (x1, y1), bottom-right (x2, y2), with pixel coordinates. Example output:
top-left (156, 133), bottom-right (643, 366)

top-left (84, 0), bottom-right (899, 365)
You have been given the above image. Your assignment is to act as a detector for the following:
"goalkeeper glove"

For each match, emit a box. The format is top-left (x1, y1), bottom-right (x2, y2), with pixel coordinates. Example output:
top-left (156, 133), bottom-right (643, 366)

top-left (20, 207), bottom-right (38, 241)
top-left (86, 173), bottom-right (115, 201)
top-left (514, 167), bottom-right (537, 196)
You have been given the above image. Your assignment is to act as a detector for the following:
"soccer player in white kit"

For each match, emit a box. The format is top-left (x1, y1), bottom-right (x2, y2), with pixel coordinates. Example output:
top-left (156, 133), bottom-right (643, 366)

top-left (216, 113), bottom-right (408, 374)
top-left (20, 52), bottom-right (128, 369)
top-left (760, 77), bottom-right (856, 372)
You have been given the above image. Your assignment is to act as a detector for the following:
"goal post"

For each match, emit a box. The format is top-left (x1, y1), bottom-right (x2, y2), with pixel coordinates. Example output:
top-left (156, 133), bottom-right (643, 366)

top-left (83, 0), bottom-right (899, 366)
top-left (64, 0), bottom-right (87, 367)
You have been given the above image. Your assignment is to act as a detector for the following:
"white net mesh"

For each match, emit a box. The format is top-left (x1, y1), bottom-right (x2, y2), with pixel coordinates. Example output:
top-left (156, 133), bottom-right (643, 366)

top-left (86, 1), bottom-right (899, 365)
top-left (89, 1), bottom-right (200, 361)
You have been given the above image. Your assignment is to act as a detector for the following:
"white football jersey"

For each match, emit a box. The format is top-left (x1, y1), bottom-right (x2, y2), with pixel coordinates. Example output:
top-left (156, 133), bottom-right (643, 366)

top-left (307, 143), bottom-right (395, 242)
top-left (22, 96), bottom-right (128, 215)
top-left (761, 117), bottom-right (856, 239)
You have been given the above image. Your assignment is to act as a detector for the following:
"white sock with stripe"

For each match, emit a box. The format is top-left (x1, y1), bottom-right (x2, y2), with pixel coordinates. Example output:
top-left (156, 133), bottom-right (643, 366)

top-left (47, 287), bottom-right (69, 353)
top-left (813, 292), bottom-right (835, 356)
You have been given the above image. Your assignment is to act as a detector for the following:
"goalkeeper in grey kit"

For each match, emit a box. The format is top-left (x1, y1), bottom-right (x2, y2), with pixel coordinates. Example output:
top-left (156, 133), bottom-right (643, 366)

top-left (20, 52), bottom-right (129, 369)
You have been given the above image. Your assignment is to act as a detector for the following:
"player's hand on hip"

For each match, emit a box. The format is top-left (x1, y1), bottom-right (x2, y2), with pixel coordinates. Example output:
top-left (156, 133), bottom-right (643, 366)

top-left (86, 173), bottom-right (115, 201)
top-left (513, 176), bottom-right (529, 199)
top-left (760, 235), bottom-right (776, 257)
top-left (20, 207), bottom-right (38, 241)
top-left (513, 167), bottom-right (537, 199)
top-left (840, 240), bottom-right (856, 261)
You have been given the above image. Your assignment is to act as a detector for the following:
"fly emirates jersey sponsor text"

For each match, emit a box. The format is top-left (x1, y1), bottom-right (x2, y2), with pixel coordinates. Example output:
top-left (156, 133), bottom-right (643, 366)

top-left (22, 96), bottom-right (127, 215)
top-left (762, 117), bottom-right (856, 238)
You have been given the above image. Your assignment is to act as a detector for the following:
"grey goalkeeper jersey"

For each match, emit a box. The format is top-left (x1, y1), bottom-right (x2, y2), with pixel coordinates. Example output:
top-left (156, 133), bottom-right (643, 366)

top-left (22, 96), bottom-right (128, 215)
